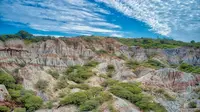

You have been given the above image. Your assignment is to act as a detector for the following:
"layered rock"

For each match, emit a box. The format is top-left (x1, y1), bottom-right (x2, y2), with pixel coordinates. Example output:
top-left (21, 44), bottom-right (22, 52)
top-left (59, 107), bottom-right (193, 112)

top-left (137, 68), bottom-right (200, 91)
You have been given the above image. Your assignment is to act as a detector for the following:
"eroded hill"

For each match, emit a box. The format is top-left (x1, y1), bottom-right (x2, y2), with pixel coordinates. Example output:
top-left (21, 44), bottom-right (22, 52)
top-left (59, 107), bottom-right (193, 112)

top-left (0, 31), bottom-right (200, 112)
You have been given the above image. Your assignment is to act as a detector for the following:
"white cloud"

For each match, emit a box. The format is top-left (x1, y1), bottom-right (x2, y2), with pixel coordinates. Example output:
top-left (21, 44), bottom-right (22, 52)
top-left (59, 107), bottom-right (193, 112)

top-left (96, 0), bottom-right (200, 41)
top-left (0, 0), bottom-right (120, 35)
top-left (33, 34), bottom-right (63, 38)
top-left (110, 33), bottom-right (123, 37)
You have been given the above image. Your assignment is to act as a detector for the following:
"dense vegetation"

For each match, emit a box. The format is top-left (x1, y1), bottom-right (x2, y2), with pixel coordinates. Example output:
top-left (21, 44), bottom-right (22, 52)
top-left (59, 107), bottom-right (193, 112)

top-left (64, 61), bottom-right (98, 83)
top-left (0, 30), bottom-right (55, 44)
top-left (0, 70), bottom-right (43, 112)
top-left (60, 87), bottom-right (111, 111)
top-left (179, 63), bottom-right (200, 74)
top-left (114, 37), bottom-right (200, 48)
top-left (102, 79), bottom-right (167, 112)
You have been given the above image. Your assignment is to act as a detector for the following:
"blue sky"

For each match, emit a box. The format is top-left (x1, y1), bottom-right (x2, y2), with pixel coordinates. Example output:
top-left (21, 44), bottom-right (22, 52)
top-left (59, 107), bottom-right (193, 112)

top-left (0, 0), bottom-right (200, 42)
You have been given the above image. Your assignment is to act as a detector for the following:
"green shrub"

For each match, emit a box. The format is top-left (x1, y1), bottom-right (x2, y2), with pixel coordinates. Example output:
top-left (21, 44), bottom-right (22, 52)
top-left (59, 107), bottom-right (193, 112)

top-left (79, 100), bottom-right (100, 111)
top-left (0, 71), bottom-right (43, 112)
top-left (107, 64), bottom-right (115, 72)
top-left (35, 80), bottom-right (49, 91)
top-left (109, 82), bottom-right (166, 112)
top-left (85, 61), bottom-right (99, 68)
top-left (163, 93), bottom-right (175, 101)
top-left (14, 108), bottom-right (26, 112)
top-left (8, 89), bottom-right (21, 100)
top-left (60, 91), bottom-right (89, 105)
top-left (188, 101), bottom-right (197, 108)
top-left (60, 87), bottom-right (111, 111)
top-left (43, 101), bottom-right (53, 109)
top-left (145, 59), bottom-right (165, 69)
top-left (24, 95), bottom-right (43, 111)
top-left (48, 70), bottom-right (59, 79)
top-left (179, 63), bottom-right (200, 74)
top-left (65, 65), bottom-right (93, 83)
top-left (125, 60), bottom-right (139, 69)
top-left (68, 84), bottom-right (90, 90)
top-left (55, 76), bottom-right (68, 90)
top-left (0, 106), bottom-right (10, 112)
top-left (0, 70), bottom-right (16, 89)
top-left (101, 79), bottom-right (118, 87)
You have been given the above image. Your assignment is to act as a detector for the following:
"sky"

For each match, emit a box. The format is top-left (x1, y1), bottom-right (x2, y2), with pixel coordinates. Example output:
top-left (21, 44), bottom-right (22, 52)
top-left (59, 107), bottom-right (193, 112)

top-left (0, 0), bottom-right (200, 42)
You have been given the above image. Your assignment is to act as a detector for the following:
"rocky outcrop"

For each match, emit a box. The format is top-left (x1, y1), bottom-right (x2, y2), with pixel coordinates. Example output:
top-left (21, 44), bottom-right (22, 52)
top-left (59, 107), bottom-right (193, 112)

top-left (137, 68), bottom-right (200, 91)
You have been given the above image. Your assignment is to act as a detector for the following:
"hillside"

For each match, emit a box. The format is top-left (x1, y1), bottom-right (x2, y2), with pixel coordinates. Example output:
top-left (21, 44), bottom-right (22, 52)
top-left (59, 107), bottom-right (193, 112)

top-left (0, 31), bottom-right (200, 112)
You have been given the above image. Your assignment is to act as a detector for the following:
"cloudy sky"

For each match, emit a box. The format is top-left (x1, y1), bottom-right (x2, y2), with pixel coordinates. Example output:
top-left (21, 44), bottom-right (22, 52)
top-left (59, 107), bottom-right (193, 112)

top-left (0, 0), bottom-right (199, 41)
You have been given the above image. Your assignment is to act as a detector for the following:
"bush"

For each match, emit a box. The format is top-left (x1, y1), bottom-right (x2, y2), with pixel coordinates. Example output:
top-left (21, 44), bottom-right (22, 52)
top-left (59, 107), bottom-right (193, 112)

top-left (8, 89), bottom-right (21, 100)
top-left (0, 106), bottom-right (10, 112)
top-left (48, 70), bottom-right (59, 79)
top-left (14, 108), bottom-right (26, 112)
top-left (0, 71), bottom-right (43, 112)
top-left (60, 87), bottom-right (111, 111)
top-left (35, 80), bottom-right (49, 91)
top-left (107, 64), bottom-right (115, 72)
top-left (101, 79), bottom-right (118, 87)
top-left (179, 63), bottom-right (200, 74)
top-left (163, 93), bottom-right (175, 101)
top-left (24, 95), bottom-right (43, 111)
top-left (188, 101), bottom-right (197, 108)
top-left (65, 65), bottom-right (93, 83)
top-left (0, 70), bottom-right (16, 89)
top-left (125, 60), bottom-right (139, 69)
top-left (79, 100), bottom-right (99, 111)
top-left (84, 61), bottom-right (99, 68)
top-left (68, 84), bottom-right (90, 90)
top-left (55, 76), bottom-right (68, 90)
top-left (145, 59), bottom-right (165, 69)
top-left (43, 101), bottom-right (53, 109)
top-left (60, 91), bottom-right (89, 105)
top-left (109, 82), bottom-right (166, 112)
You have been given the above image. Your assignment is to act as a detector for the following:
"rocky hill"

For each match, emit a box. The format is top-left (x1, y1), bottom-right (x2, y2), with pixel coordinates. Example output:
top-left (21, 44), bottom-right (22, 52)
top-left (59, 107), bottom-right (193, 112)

top-left (0, 31), bottom-right (200, 112)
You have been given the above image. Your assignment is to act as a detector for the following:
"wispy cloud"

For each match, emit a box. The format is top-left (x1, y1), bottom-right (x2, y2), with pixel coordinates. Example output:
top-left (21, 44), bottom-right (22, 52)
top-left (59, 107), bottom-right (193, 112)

top-left (110, 33), bottom-right (123, 37)
top-left (96, 0), bottom-right (200, 41)
top-left (0, 0), bottom-right (121, 35)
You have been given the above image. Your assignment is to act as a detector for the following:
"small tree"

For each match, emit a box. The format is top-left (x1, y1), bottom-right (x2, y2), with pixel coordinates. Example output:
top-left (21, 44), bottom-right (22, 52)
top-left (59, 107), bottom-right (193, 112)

top-left (191, 40), bottom-right (195, 44)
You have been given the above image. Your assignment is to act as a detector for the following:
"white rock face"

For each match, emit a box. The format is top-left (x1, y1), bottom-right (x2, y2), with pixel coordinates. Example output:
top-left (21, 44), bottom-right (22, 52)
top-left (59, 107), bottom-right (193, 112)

top-left (112, 97), bottom-right (140, 112)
